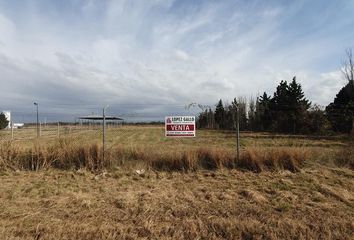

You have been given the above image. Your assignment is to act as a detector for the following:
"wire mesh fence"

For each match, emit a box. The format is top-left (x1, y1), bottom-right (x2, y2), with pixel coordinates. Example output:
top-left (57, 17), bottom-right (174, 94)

top-left (3, 107), bottom-right (345, 173)
top-left (0, 118), bottom-right (238, 155)
top-left (0, 104), bottom-right (202, 144)
top-left (0, 105), bottom-right (242, 163)
top-left (0, 122), bottom-right (125, 141)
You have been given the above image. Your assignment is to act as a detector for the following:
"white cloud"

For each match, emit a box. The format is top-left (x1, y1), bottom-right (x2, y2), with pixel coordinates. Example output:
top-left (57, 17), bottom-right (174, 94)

top-left (0, 0), bottom-right (353, 120)
top-left (306, 71), bottom-right (347, 105)
top-left (0, 14), bottom-right (15, 43)
top-left (174, 49), bottom-right (190, 61)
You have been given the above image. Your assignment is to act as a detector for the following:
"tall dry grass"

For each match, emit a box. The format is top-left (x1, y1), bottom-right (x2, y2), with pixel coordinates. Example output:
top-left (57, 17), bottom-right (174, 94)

top-left (333, 147), bottom-right (354, 170)
top-left (0, 138), bottom-right (311, 172)
top-left (0, 139), bottom-right (106, 171)
top-left (147, 148), bottom-right (235, 171)
top-left (0, 141), bottom-right (20, 170)
top-left (237, 147), bottom-right (308, 172)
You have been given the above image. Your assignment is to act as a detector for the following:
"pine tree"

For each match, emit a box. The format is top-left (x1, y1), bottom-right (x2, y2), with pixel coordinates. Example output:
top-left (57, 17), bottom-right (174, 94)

top-left (271, 77), bottom-right (310, 133)
top-left (248, 98), bottom-right (256, 131)
top-left (0, 113), bottom-right (9, 130)
top-left (287, 76), bottom-right (311, 133)
top-left (224, 104), bottom-right (235, 130)
top-left (326, 81), bottom-right (354, 133)
top-left (272, 80), bottom-right (290, 132)
top-left (214, 99), bottom-right (225, 129)
top-left (257, 92), bottom-right (272, 131)
top-left (273, 80), bottom-right (289, 110)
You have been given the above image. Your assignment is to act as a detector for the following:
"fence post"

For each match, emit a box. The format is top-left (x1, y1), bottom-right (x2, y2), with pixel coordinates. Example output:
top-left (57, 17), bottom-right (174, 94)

top-left (102, 105), bottom-right (109, 167)
top-left (57, 122), bottom-right (60, 138)
top-left (235, 106), bottom-right (240, 165)
top-left (237, 108), bottom-right (240, 161)
top-left (39, 122), bottom-right (42, 137)
top-left (103, 107), bottom-right (105, 164)
top-left (11, 121), bottom-right (14, 140)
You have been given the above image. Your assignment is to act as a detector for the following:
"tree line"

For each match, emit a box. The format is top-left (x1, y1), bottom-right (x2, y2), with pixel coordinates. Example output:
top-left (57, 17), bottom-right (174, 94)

top-left (197, 48), bottom-right (354, 135)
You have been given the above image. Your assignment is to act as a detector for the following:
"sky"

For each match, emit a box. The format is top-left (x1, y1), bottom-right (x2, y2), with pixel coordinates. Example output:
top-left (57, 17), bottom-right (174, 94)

top-left (0, 0), bottom-right (354, 122)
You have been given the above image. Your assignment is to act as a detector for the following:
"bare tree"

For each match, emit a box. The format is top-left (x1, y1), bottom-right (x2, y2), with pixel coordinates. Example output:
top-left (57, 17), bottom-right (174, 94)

top-left (341, 48), bottom-right (354, 83)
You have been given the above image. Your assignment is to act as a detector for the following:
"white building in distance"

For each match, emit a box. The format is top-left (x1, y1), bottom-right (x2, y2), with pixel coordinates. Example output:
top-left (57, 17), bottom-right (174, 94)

top-left (1, 111), bottom-right (24, 129)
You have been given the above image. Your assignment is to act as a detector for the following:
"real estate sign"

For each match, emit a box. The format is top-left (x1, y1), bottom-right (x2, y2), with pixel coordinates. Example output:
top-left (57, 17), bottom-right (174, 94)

top-left (165, 116), bottom-right (195, 137)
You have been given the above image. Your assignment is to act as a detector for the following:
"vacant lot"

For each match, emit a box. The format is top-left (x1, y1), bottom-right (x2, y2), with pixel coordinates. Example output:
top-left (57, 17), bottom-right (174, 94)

top-left (0, 126), bottom-right (353, 239)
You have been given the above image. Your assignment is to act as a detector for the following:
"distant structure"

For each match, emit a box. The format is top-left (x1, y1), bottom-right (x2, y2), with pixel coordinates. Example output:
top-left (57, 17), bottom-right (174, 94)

top-left (1, 111), bottom-right (24, 129)
top-left (78, 115), bottom-right (123, 126)
top-left (78, 115), bottom-right (124, 121)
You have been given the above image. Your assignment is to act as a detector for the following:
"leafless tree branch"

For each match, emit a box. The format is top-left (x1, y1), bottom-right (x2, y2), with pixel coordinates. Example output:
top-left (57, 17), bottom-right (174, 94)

top-left (341, 48), bottom-right (354, 83)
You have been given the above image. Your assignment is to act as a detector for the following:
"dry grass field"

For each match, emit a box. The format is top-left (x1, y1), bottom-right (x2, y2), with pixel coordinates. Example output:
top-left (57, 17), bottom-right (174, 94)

top-left (0, 126), bottom-right (353, 239)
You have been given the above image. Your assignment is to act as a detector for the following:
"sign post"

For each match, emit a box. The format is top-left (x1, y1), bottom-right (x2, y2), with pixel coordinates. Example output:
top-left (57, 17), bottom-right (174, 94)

top-left (165, 116), bottom-right (195, 137)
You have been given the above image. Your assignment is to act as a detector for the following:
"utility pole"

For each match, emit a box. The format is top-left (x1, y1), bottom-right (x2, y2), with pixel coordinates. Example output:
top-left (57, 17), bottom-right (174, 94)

top-left (34, 102), bottom-right (39, 138)
top-left (102, 105), bottom-right (109, 165)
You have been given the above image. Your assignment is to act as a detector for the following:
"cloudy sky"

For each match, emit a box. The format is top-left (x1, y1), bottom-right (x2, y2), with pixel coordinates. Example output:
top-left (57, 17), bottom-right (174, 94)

top-left (1, 0), bottom-right (354, 122)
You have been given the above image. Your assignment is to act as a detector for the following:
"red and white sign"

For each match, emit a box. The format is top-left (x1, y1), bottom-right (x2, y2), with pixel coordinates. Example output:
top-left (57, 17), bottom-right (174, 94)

top-left (165, 116), bottom-right (195, 137)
